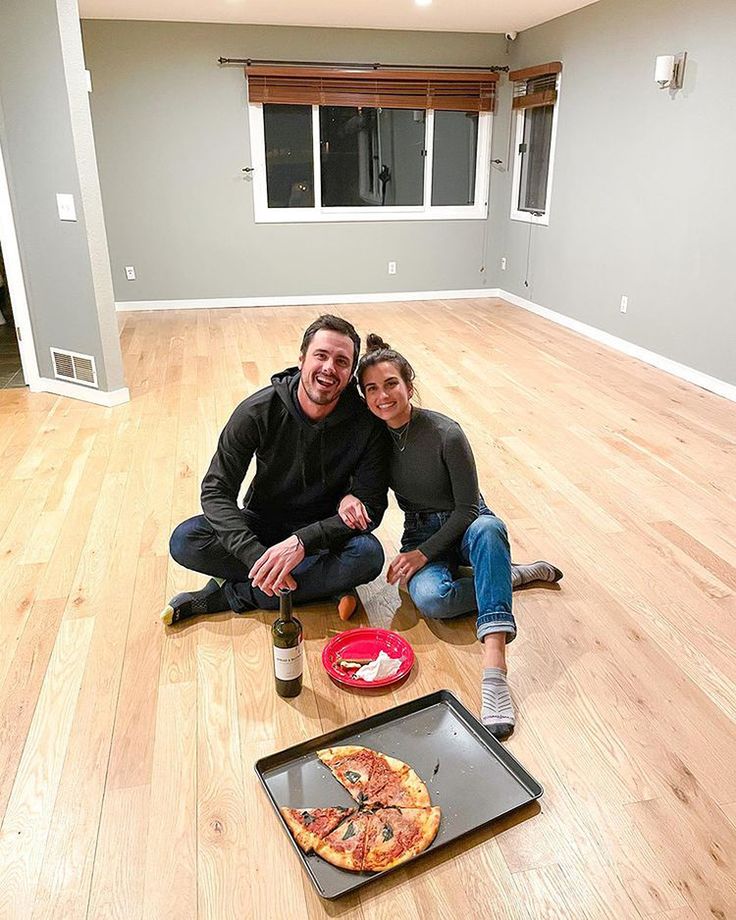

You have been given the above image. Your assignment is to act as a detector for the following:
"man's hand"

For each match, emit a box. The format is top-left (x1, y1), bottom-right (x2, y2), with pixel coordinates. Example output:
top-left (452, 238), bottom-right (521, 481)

top-left (338, 494), bottom-right (372, 530)
top-left (387, 550), bottom-right (428, 586)
top-left (248, 535), bottom-right (305, 596)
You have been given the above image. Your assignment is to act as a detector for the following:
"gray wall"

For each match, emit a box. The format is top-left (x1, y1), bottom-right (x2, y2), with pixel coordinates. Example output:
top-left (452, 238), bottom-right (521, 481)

top-left (489, 0), bottom-right (736, 385)
top-left (81, 21), bottom-right (506, 301)
top-left (0, 0), bottom-right (125, 390)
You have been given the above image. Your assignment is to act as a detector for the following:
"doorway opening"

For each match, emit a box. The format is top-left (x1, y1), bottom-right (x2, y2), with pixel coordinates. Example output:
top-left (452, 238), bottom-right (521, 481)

top-left (0, 243), bottom-right (25, 389)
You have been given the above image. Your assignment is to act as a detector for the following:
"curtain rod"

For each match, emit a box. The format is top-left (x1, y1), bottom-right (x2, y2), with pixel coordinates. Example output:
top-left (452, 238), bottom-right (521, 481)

top-left (218, 57), bottom-right (509, 72)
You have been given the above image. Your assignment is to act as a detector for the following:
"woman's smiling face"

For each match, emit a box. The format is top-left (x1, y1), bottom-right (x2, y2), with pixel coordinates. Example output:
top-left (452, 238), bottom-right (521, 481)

top-left (361, 361), bottom-right (413, 428)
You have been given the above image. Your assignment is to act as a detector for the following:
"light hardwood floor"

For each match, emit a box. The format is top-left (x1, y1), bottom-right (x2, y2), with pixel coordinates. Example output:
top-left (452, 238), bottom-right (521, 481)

top-left (0, 298), bottom-right (735, 920)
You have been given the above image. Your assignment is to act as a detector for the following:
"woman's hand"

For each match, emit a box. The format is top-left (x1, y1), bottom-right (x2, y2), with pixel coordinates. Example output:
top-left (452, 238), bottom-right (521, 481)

top-left (338, 494), bottom-right (371, 530)
top-left (387, 550), bottom-right (428, 585)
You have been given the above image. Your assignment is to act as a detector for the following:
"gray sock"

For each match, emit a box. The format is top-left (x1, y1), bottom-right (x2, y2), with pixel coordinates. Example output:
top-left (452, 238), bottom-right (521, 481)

top-left (511, 560), bottom-right (563, 589)
top-left (481, 667), bottom-right (515, 739)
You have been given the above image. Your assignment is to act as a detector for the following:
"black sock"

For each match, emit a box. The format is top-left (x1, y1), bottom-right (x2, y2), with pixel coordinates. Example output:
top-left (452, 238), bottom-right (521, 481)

top-left (161, 578), bottom-right (229, 625)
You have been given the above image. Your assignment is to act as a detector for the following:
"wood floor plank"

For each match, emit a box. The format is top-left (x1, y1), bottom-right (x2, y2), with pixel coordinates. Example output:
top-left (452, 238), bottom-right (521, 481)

top-left (0, 598), bottom-right (67, 822)
top-left (197, 622), bottom-right (249, 920)
top-left (86, 783), bottom-right (150, 920)
top-left (141, 682), bottom-right (197, 920)
top-left (0, 616), bottom-right (94, 920)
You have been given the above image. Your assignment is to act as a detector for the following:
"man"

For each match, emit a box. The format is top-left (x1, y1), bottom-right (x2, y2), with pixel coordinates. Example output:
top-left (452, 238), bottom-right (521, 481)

top-left (162, 315), bottom-right (388, 625)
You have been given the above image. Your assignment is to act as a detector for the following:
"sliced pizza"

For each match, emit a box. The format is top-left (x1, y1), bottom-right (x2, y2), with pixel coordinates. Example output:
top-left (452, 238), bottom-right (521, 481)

top-left (364, 752), bottom-right (430, 807)
top-left (362, 806), bottom-right (441, 873)
top-left (313, 811), bottom-right (372, 872)
top-left (316, 745), bottom-right (381, 803)
top-left (280, 806), bottom-right (355, 854)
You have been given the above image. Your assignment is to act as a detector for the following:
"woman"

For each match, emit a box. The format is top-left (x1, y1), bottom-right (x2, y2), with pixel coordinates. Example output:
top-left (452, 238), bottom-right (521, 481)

top-left (339, 335), bottom-right (562, 739)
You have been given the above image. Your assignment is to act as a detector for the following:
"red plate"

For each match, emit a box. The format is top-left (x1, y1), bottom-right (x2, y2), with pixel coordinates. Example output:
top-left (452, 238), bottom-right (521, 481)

top-left (322, 628), bottom-right (415, 689)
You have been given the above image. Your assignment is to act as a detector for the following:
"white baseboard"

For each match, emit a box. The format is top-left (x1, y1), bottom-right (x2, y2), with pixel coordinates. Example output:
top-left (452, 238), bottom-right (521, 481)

top-left (497, 288), bottom-right (736, 404)
top-left (33, 377), bottom-right (130, 407)
top-left (115, 288), bottom-right (495, 312)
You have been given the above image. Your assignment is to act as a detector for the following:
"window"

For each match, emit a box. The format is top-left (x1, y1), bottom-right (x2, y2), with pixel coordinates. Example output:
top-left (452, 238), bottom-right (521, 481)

top-left (509, 63), bottom-right (562, 225)
top-left (245, 65), bottom-right (496, 223)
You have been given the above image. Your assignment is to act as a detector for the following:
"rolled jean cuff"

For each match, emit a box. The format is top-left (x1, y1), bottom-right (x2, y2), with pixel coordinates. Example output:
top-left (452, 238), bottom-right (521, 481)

top-left (477, 611), bottom-right (516, 644)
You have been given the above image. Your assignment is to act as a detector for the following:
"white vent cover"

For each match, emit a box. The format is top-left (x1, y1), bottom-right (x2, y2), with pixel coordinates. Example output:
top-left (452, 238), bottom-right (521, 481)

top-left (50, 348), bottom-right (98, 388)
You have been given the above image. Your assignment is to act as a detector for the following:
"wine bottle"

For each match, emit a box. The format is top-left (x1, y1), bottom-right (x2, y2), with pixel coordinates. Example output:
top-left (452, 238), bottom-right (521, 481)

top-left (272, 588), bottom-right (303, 698)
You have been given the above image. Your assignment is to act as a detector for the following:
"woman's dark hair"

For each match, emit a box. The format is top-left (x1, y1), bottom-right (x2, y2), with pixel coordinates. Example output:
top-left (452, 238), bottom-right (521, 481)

top-left (357, 333), bottom-right (416, 393)
top-left (300, 314), bottom-right (361, 370)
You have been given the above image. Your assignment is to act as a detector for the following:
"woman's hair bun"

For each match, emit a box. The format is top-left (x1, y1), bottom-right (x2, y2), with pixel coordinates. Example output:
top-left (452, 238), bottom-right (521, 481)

top-left (366, 333), bottom-right (390, 353)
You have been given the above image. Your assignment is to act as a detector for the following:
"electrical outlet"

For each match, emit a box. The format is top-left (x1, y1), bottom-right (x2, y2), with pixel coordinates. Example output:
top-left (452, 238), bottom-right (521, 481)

top-left (125, 266), bottom-right (136, 281)
top-left (620, 295), bottom-right (628, 313)
top-left (388, 261), bottom-right (397, 275)
top-left (501, 257), bottom-right (507, 271)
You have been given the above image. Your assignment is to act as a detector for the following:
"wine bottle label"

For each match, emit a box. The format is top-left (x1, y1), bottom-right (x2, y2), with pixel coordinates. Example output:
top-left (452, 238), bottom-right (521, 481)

top-left (274, 640), bottom-right (303, 681)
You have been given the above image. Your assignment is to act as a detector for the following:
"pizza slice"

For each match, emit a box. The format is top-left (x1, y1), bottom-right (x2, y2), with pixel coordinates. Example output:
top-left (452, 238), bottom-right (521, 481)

top-left (363, 752), bottom-right (430, 807)
top-left (280, 806), bottom-right (355, 854)
top-left (316, 745), bottom-right (381, 803)
top-left (313, 811), bottom-right (372, 872)
top-left (362, 806), bottom-right (441, 873)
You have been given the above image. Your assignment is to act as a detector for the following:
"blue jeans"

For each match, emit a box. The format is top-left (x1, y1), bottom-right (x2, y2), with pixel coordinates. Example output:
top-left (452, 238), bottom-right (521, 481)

top-left (402, 506), bottom-right (515, 643)
top-left (170, 515), bottom-right (384, 613)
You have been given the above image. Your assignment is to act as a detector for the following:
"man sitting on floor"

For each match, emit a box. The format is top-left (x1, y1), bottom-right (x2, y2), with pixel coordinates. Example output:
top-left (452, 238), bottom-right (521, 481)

top-left (162, 314), bottom-right (388, 625)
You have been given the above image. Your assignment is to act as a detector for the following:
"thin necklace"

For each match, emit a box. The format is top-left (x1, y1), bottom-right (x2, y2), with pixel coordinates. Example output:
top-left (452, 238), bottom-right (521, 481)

top-left (388, 408), bottom-right (413, 452)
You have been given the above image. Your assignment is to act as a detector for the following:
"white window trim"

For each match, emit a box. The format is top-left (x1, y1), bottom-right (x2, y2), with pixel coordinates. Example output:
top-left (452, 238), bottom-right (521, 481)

top-left (510, 72), bottom-right (562, 227)
top-left (247, 103), bottom-right (492, 223)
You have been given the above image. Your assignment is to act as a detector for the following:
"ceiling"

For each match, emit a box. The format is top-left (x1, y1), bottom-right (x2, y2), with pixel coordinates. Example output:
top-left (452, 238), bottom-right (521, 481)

top-left (78, 0), bottom-right (601, 35)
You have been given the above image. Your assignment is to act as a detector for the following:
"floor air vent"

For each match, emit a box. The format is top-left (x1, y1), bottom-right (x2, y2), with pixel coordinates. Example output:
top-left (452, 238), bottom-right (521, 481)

top-left (50, 348), bottom-right (98, 388)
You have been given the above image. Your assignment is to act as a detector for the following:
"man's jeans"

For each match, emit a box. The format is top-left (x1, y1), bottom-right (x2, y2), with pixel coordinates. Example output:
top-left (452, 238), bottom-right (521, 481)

top-left (401, 506), bottom-right (516, 643)
top-left (170, 515), bottom-right (384, 613)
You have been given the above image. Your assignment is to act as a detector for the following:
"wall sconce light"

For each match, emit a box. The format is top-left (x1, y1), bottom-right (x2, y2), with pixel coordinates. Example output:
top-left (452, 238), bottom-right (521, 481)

top-left (655, 52), bottom-right (687, 89)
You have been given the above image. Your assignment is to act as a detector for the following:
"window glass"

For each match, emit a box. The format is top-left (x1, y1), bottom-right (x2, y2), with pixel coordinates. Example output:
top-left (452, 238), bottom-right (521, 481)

top-left (263, 104), bottom-right (314, 208)
top-left (517, 76), bottom-right (555, 213)
top-left (319, 107), bottom-right (425, 207)
top-left (431, 111), bottom-right (478, 206)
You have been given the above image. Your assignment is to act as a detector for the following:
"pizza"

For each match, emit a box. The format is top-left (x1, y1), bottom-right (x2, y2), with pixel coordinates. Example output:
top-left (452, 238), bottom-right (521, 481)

top-left (317, 746), bottom-right (429, 807)
top-left (279, 806), bottom-right (355, 853)
top-left (281, 746), bottom-right (440, 874)
top-left (363, 752), bottom-right (430, 807)
top-left (313, 812), bottom-right (372, 872)
top-left (362, 806), bottom-right (441, 872)
top-left (316, 745), bottom-right (377, 803)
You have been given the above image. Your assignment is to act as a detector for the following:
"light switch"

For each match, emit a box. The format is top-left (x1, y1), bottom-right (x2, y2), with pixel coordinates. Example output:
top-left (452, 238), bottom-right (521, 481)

top-left (56, 193), bottom-right (77, 221)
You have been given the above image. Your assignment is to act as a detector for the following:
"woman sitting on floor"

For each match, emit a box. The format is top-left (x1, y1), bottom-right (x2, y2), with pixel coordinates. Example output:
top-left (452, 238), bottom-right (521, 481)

top-left (338, 335), bottom-right (562, 739)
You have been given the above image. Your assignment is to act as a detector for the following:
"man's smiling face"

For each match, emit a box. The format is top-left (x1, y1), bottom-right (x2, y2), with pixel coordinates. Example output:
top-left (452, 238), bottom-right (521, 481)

top-left (298, 329), bottom-right (356, 408)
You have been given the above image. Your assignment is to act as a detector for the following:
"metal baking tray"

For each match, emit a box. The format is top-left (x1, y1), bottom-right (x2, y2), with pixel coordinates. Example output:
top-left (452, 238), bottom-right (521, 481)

top-left (255, 689), bottom-right (543, 899)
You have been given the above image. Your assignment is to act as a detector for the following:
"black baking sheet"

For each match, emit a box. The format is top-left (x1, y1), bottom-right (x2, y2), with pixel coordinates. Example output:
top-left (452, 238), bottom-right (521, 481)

top-left (255, 689), bottom-right (543, 899)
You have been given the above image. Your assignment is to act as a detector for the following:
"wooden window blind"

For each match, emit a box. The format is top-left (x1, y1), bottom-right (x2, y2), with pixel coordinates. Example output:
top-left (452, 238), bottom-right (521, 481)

top-left (509, 62), bottom-right (562, 110)
top-left (245, 65), bottom-right (499, 112)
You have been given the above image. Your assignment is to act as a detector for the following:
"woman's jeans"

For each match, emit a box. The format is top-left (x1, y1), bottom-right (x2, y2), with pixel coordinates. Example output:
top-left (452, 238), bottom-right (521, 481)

top-left (402, 506), bottom-right (516, 643)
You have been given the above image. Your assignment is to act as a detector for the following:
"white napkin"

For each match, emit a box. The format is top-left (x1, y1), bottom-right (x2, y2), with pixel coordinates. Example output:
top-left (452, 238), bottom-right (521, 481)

top-left (354, 650), bottom-right (403, 682)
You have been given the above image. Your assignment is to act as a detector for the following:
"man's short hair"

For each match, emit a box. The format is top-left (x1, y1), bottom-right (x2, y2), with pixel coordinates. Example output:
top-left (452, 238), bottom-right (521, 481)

top-left (300, 315), bottom-right (361, 371)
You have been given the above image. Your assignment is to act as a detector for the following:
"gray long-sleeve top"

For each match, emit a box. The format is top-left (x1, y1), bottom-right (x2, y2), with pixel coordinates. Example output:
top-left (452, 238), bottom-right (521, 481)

top-left (390, 408), bottom-right (480, 560)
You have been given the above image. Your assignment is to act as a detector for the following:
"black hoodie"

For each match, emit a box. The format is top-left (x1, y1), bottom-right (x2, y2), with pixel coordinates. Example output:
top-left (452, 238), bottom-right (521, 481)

top-left (200, 367), bottom-right (389, 569)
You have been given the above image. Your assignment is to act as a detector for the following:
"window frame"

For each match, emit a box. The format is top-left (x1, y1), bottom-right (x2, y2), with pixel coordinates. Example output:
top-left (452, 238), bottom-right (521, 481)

top-left (509, 72), bottom-right (562, 226)
top-left (248, 103), bottom-right (493, 223)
